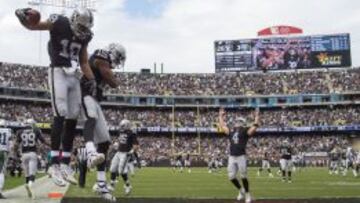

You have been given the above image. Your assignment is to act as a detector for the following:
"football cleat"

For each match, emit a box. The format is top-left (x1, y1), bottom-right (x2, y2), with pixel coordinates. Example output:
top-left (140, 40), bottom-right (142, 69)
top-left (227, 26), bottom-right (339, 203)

top-left (0, 193), bottom-right (6, 199)
top-left (60, 164), bottom-right (78, 185)
top-left (50, 164), bottom-right (67, 187)
top-left (236, 188), bottom-right (245, 201)
top-left (25, 181), bottom-right (35, 199)
top-left (245, 193), bottom-right (252, 203)
top-left (269, 173), bottom-right (274, 178)
top-left (94, 183), bottom-right (116, 202)
top-left (87, 152), bottom-right (105, 169)
top-left (124, 185), bottom-right (132, 196)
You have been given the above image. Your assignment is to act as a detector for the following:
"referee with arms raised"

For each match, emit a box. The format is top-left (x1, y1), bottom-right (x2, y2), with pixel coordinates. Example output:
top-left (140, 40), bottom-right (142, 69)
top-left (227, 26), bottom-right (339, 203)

top-left (218, 107), bottom-right (260, 203)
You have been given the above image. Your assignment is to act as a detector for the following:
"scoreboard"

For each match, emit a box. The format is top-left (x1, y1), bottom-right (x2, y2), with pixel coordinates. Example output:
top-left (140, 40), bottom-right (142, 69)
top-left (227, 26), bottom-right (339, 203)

top-left (215, 33), bottom-right (351, 72)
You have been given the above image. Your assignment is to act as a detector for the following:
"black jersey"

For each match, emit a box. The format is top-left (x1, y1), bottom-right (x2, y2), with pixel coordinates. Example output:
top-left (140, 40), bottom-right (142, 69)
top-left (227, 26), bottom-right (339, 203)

top-left (16, 126), bottom-right (44, 153)
top-left (176, 155), bottom-right (182, 161)
top-left (81, 49), bottom-right (112, 101)
top-left (48, 14), bottom-right (92, 67)
top-left (329, 150), bottom-right (339, 161)
top-left (264, 152), bottom-right (269, 161)
top-left (229, 127), bottom-right (250, 156)
top-left (117, 130), bottom-right (138, 153)
top-left (280, 145), bottom-right (292, 160)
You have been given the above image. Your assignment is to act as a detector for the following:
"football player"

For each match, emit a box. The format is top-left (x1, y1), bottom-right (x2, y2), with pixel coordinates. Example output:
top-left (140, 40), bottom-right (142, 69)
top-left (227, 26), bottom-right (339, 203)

top-left (13, 119), bottom-right (47, 199)
top-left (344, 146), bottom-right (357, 177)
top-left (15, 8), bottom-right (96, 187)
top-left (109, 119), bottom-right (139, 196)
top-left (81, 43), bottom-right (125, 201)
top-left (0, 119), bottom-right (13, 199)
top-left (280, 140), bottom-right (293, 183)
top-left (175, 154), bottom-right (184, 173)
top-left (329, 146), bottom-right (340, 175)
top-left (257, 151), bottom-right (273, 177)
top-left (184, 152), bottom-right (191, 173)
top-left (218, 108), bottom-right (260, 203)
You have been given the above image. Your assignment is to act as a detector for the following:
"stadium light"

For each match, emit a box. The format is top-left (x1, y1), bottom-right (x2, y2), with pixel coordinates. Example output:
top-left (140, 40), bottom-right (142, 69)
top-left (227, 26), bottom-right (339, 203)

top-left (28, 0), bottom-right (97, 11)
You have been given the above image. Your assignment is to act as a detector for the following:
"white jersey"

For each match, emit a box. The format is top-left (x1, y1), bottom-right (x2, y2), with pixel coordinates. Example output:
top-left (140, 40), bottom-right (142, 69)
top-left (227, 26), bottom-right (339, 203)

top-left (0, 128), bottom-right (12, 152)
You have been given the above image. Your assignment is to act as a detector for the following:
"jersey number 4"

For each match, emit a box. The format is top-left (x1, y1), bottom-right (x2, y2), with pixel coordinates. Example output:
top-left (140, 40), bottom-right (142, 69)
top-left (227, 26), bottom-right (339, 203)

top-left (60, 39), bottom-right (82, 61)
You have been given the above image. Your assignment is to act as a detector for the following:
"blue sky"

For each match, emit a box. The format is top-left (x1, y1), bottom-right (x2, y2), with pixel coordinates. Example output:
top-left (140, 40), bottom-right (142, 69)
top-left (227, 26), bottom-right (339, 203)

top-left (123, 0), bottom-right (169, 18)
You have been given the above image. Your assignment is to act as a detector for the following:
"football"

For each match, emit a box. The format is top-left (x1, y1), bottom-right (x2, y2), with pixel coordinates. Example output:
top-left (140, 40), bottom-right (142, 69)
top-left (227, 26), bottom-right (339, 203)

top-left (27, 9), bottom-right (40, 26)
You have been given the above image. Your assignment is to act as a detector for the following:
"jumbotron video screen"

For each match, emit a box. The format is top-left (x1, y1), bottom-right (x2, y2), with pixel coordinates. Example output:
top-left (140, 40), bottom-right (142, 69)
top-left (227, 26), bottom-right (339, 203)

top-left (215, 33), bottom-right (352, 72)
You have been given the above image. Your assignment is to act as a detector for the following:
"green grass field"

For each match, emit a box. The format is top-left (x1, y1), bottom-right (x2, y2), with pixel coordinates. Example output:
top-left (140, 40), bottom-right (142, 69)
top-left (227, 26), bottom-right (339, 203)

top-left (65, 167), bottom-right (360, 200)
top-left (4, 173), bottom-right (45, 191)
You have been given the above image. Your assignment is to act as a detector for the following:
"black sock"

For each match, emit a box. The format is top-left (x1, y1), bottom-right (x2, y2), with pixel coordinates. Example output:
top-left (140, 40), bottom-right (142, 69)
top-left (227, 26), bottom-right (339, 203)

top-left (83, 118), bottom-right (96, 142)
top-left (258, 168), bottom-right (262, 172)
top-left (50, 116), bottom-right (64, 165)
top-left (267, 169), bottom-right (272, 173)
top-left (121, 174), bottom-right (130, 186)
top-left (282, 170), bottom-right (286, 179)
top-left (111, 172), bottom-right (117, 181)
top-left (288, 171), bottom-right (291, 180)
top-left (26, 176), bottom-right (29, 184)
top-left (62, 119), bottom-right (77, 164)
top-left (241, 178), bottom-right (249, 193)
top-left (30, 175), bottom-right (35, 182)
top-left (230, 178), bottom-right (241, 190)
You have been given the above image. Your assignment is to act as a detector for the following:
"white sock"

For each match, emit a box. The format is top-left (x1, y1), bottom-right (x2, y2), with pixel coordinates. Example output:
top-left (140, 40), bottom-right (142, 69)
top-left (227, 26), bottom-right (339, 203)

top-left (97, 171), bottom-right (106, 183)
top-left (0, 173), bottom-right (4, 192)
top-left (86, 142), bottom-right (96, 154)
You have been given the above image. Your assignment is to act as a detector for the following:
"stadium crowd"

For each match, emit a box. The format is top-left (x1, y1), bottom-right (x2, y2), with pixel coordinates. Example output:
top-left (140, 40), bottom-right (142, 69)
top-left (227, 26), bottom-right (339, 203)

top-left (1, 102), bottom-right (360, 128)
top-left (1, 62), bottom-right (360, 95)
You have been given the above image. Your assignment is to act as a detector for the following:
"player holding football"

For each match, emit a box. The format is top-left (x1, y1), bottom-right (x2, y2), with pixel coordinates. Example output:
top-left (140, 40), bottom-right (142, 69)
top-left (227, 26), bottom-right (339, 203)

top-left (109, 119), bottom-right (139, 196)
top-left (13, 119), bottom-right (48, 199)
top-left (15, 8), bottom-right (96, 186)
top-left (0, 120), bottom-right (12, 199)
top-left (218, 108), bottom-right (260, 203)
top-left (81, 43), bottom-right (125, 201)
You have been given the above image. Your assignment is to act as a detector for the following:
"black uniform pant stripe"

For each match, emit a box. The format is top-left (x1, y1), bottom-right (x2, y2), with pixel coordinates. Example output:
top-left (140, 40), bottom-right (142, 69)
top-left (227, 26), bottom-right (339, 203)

top-left (51, 68), bottom-right (60, 117)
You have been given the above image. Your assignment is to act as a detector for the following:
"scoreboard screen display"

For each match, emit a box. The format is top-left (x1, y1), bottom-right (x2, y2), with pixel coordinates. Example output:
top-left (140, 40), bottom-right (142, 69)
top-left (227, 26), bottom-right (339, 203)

top-left (214, 33), bottom-right (351, 72)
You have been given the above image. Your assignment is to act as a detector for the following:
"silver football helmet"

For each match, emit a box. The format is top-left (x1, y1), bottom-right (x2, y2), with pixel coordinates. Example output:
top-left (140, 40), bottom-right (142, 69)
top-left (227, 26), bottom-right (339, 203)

top-left (234, 116), bottom-right (247, 128)
top-left (70, 8), bottom-right (94, 40)
top-left (105, 43), bottom-right (126, 69)
top-left (119, 119), bottom-right (131, 130)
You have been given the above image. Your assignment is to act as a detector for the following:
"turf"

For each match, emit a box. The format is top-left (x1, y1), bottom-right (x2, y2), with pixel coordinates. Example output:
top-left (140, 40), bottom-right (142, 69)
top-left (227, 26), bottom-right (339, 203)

top-left (65, 167), bottom-right (360, 200)
top-left (4, 173), bottom-right (45, 190)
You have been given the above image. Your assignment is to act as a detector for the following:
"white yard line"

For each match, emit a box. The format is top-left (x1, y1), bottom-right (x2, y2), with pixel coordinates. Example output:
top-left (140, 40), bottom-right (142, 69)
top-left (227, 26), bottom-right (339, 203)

top-left (2, 176), bottom-right (69, 203)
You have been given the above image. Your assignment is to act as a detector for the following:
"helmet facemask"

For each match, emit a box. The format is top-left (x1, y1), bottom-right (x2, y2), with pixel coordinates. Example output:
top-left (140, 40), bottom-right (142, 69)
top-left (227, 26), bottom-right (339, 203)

top-left (70, 8), bottom-right (94, 40)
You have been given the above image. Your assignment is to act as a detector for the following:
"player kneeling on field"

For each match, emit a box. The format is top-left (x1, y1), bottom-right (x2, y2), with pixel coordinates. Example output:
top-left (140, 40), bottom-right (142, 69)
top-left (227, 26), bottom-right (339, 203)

top-left (81, 43), bottom-right (126, 202)
top-left (219, 108), bottom-right (260, 203)
top-left (109, 119), bottom-right (139, 196)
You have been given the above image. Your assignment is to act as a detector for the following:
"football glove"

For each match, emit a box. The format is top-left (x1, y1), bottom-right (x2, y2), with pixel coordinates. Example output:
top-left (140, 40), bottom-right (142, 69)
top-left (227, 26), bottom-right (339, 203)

top-left (15, 8), bottom-right (32, 25)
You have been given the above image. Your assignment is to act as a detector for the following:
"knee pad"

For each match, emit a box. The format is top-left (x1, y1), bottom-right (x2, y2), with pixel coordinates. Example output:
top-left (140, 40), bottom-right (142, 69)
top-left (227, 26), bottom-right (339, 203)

top-left (228, 171), bottom-right (237, 180)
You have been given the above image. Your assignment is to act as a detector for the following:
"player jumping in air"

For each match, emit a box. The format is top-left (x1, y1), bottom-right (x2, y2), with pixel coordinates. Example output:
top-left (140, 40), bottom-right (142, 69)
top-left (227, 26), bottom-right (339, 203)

top-left (109, 119), bottom-right (139, 196)
top-left (257, 151), bottom-right (274, 177)
top-left (15, 7), bottom-right (96, 187)
top-left (280, 140), bottom-right (293, 183)
top-left (0, 120), bottom-right (12, 199)
top-left (81, 43), bottom-right (126, 201)
top-left (218, 108), bottom-right (260, 203)
top-left (13, 119), bottom-right (48, 199)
